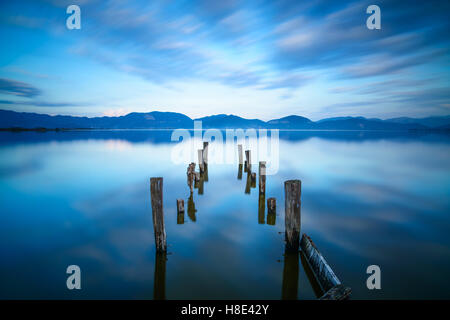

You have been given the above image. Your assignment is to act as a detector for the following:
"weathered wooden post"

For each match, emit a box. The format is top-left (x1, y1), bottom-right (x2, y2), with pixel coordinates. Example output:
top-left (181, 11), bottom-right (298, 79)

top-left (245, 150), bottom-right (251, 171)
top-left (238, 144), bottom-right (243, 165)
top-left (187, 162), bottom-right (195, 193)
top-left (259, 161), bottom-right (266, 195)
top-left (284, 180), bottom-right (301, 251)
top-left (177, 198), bottom-right (184, 224)
top-left (251, 172), bottom-right (256, 188)
top-left (150, 177), bottom-right (167, 252)
top-left (258, 194), bottom-right (265, 224)
top-left (198, 149), bottom-right (204, 173)
top-left (154, 251), bottom-right (167, 300)
top-left (203, 141), bottom-right (209, 164)
top-left (267, 197), bottom-right (276, 225)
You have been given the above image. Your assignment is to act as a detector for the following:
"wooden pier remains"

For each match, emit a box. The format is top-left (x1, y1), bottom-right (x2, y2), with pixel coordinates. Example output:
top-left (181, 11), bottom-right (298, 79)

top-left (301, 234), bottom-right (351, 300)
top-left (284, 180), bottom-right (301, 251)
top-left (203, 142), bottom-right (208, 164)
top-left (150, 177), bottom-right (167, 252)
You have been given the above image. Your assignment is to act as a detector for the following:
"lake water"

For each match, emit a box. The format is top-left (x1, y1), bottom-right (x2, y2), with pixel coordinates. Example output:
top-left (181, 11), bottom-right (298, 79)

top-left (0, 130), bottom-right (449, 299)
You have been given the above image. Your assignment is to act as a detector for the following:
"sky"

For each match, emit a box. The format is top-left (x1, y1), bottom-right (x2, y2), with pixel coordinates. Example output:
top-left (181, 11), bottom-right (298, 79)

top-left (0, 0), bottom-right (449, 121)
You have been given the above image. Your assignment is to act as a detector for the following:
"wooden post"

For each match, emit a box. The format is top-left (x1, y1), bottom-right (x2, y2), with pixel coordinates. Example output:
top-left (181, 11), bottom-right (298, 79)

top-left (198, 149), bottom-right (204, 173)
top-left (187, 162), bottom-right (195, 193)
top-left (251, 172), bottom-right (256, 188)
top-left (177, 199), bottom-right (184, 224)
top-left (238, 144), bottom-right (243, 165)
top-left (154, 251), bottom-right (167, 300)
top-left (203, 141), bottom-right (208, 165)
top-left (258, 194), bottom-right (265, 224)
top-left (237, 164), bottom-right (243, 180)
top-left (300, 234), bottom-right (351, 300)
top-left (284, 180), bottom-right (301, 251)
top-left (150, 177), bottom-right (167, 252)
top-left (177, 199), bottom-right (184, 213)
top-left (267, 197), bottom-right (276, 226)
top-left (245, 150), bottom-right (251, 171)
top-left (259, 161), bottom-right (266, 195)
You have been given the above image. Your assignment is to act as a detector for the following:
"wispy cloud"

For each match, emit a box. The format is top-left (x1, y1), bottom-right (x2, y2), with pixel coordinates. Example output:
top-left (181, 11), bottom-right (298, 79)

top-left (0, 78), bottom-right (41, 98)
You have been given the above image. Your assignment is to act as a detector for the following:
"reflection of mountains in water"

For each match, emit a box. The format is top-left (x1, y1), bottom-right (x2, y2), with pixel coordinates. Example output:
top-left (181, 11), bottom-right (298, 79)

top-left (1, 129), bottom-right (450, 145)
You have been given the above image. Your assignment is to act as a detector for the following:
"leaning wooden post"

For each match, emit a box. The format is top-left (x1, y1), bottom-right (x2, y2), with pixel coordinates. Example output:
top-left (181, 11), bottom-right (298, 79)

top-left (245, 150), bottom-right (251, 171)
top-left (238, 144), bottom-right (243, 165)
top-left (259, 161), bottom-right (266, 195)
top-left (301, 234), bottom-right (351, 300)
top-left (150, 177), bottom-right (167, 252)
top-left (198, 149), bottom-right (204, 173)
top-left (284, 180), bottom-right (301, 251)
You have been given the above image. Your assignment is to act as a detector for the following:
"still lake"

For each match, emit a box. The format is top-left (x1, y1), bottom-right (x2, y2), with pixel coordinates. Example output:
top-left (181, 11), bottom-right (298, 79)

top-left (0, 130), bottom-right (449, 299)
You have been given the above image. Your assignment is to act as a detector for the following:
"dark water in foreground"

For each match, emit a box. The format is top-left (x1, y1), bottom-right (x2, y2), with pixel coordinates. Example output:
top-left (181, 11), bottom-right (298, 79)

top-left (0, 130), bottom-right (449, 299)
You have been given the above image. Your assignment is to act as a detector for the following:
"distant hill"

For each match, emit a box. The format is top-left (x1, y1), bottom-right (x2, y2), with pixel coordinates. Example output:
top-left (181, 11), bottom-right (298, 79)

top-left (0, 109), bottom-right (449, 131)
top-left (196, 114), bottom-right (266, 129)
top-left (386, 116), bottom-right (450, 128)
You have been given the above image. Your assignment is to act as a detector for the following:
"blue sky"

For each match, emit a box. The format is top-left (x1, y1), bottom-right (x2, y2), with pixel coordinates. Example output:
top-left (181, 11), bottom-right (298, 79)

top-left (0, 0), bottom-right (449, 120)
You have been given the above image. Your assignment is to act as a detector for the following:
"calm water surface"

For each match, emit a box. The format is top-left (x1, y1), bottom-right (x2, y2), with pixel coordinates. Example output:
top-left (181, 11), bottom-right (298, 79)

top-left (0, 130), bottom-right (449, 299)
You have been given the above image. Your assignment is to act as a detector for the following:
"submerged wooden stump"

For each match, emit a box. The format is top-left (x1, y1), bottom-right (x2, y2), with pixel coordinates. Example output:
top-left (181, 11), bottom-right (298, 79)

top-left (284, 180), bottom-right (301, 251)
top-left (150, 177), bottom-right (167, 252)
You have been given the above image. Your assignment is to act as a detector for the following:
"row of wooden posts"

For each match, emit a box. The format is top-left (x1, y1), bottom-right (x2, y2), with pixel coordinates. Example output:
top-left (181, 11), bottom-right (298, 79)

top-left (150, 143), bottom-right (351, 300)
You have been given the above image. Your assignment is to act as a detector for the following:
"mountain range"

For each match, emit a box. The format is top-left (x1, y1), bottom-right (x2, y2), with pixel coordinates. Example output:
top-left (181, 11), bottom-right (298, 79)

top-left (1, 109), bottom-right (449, 131)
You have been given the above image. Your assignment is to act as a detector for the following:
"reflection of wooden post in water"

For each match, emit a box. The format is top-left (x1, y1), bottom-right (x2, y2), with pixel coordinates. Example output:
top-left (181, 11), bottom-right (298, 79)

top-left (203, 164), bottom-right (208, 182)
top-left (237, 164), bottom-right (243, 180)
top-left (281, 246), bottom-right (299, 300)
top-left (284, 180), bottom-right (301, 252)
top-left (245, 150), bottom-right (251, 171)
top-left (187, 193), bottom-right (197, 222)
top-left (150, 177), bottom-right (166, 252)
top-left (251, 172), bottom-right (256, 188)
top-left (259, 161), bottom-right (266, 195)
top-left (154, 251), bottom-right (167, 300)
top-left (177, 199), bottom-right (184, 224)
top-left (267, 197), bottom-right (276, 225)
top-left (238, 144), bottom-right (243, 165)
top-left (244, 161), bottom-right (248, 173)
top-left (258, 194), bottom-right (265, 224)
top-left (300, 234), bottom-right (351, 300)
top-left (245, 170), bottom-right (251, 194)
top-left (198, 173), bottom-right (204, 195)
